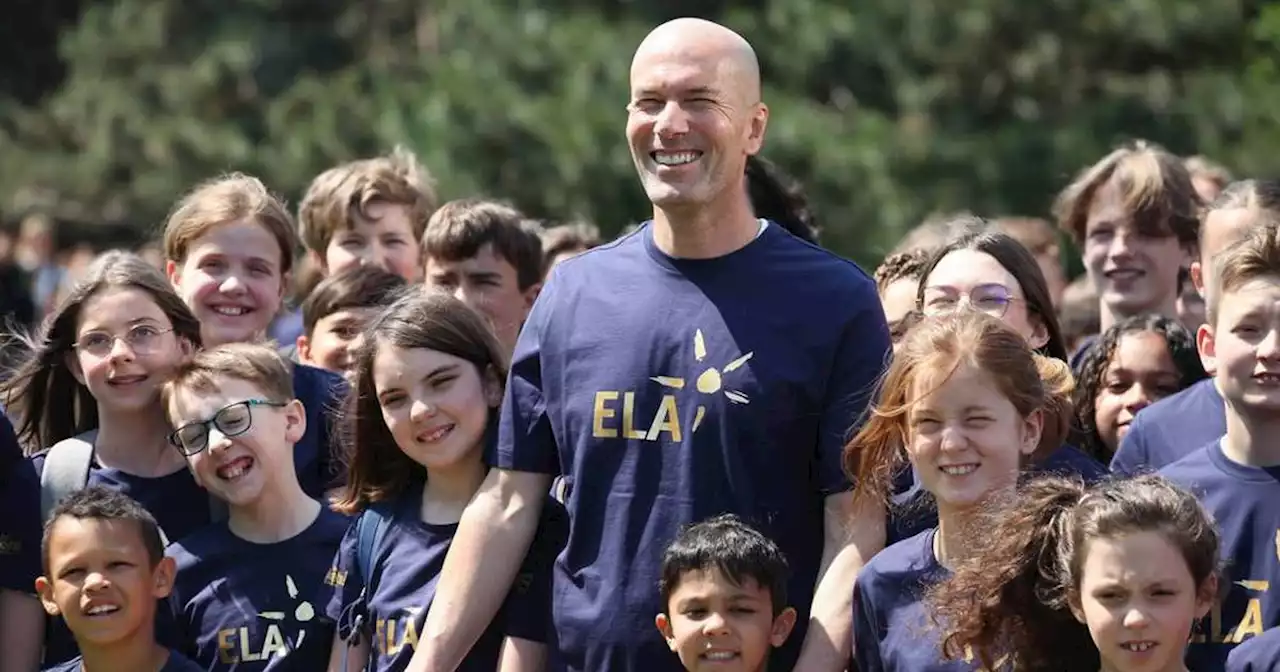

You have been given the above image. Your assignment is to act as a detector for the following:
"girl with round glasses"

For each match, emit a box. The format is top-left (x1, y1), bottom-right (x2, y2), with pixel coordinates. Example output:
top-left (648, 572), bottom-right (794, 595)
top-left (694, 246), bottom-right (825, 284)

top-left (0, 250), bottom-right (203, 667)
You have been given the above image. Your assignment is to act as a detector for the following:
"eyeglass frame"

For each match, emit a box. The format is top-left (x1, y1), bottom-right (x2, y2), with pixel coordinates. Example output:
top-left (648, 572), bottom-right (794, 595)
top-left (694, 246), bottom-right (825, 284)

top-left (167, 398), bottom-right (289, 456)
top-left (73, 324), bottom-right (176, 358)
top-left (919, 283), bottom-right (1025, 319)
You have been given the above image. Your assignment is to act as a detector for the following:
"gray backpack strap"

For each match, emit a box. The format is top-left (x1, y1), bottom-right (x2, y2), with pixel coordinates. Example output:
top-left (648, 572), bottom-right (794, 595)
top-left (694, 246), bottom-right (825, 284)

top-left (39, 429), bottom-right (99, 522)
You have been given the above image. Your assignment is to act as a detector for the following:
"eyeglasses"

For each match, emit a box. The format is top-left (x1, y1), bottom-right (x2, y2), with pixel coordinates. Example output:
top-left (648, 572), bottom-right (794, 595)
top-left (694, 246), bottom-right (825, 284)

top-left (167, 399), bottom-right (287, 456)
top-left (921, 284), bottom-right (1023, 319)
top-left (74, 325), bottom-right (174, 358)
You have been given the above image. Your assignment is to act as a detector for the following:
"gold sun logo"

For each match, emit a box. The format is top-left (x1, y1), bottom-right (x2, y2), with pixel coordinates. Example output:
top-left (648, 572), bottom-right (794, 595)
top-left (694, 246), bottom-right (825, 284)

top-left (650, 329), bottom-right (753, 433)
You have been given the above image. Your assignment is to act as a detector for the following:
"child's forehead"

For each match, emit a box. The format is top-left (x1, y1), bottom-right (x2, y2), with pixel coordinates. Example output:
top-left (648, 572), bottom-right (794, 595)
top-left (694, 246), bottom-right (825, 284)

top-left (185, 220), bottom-right (285, 265)
top-left (671, 566), bottom-right (768, 597)
top-left (170, 377), bottom-right (267, 418)
top-left (1218, 277), bottom-right (1280, 313)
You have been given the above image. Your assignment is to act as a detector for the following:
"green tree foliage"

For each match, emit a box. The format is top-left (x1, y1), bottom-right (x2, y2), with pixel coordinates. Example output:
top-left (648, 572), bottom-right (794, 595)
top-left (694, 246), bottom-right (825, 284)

top-left (0, 0), bottom-right (1268, 266)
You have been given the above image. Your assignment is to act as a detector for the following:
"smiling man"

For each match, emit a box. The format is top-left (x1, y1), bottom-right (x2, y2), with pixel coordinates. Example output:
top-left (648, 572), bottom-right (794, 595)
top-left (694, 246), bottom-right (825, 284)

top-left (409, 18), bottom-right (890, 672)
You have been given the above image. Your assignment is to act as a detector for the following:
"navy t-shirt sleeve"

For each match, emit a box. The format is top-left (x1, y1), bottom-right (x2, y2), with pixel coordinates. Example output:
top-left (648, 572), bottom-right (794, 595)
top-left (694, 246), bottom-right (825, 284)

top-left (323, 519), bottom-right (363, 641)
top-left (0, 454), bottom-right (42, 595)
top-left (493, 282), bottom-right (560, 476)
top-left (159, 649), bottom-right (206, 671)
top-left (499, 499), bottom-right (567, 643)
top-left (817, 299), bottom-right (891, 495)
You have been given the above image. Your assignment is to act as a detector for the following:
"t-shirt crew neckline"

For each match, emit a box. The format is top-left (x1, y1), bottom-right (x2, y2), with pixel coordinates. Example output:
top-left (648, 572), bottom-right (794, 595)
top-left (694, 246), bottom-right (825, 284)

top-left (641, 218), bottom-right (772, 272)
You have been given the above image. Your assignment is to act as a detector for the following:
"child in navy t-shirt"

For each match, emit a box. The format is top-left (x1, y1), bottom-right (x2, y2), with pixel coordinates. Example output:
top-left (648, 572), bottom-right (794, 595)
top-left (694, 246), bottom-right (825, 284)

top-left (655, 515), bottom-right (796, 672)
top-left (1071, 313), bottom-right (1207, 464)
top-left (1, 408), bottom-right (44, 671)
top-left (324, 290), bottom-right (561, 671)
top-left (929, 474), bottom-right (1219, 671)
top-left (36, 487), bottom-right (202, 672)
top-left (845, 313), bottom-right (1076, 671)
top-left (161, 343), bottom-right (346, 670)
top-left (1159, 223), bottom-right (1280, 668)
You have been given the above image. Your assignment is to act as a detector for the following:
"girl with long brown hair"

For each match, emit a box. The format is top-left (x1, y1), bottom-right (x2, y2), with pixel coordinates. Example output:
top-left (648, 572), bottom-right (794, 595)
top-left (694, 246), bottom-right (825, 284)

top-left (323, 290), bottom-right (562, 672)
top-left (844, 312), bottom-right (1074, 670)
top-left (930, 474), bottom-right (1219, 672)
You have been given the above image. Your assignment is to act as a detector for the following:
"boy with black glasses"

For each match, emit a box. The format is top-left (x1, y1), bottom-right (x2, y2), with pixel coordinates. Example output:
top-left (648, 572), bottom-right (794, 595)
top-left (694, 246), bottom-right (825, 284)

top-left (160, 343), bottom-right (346, 670)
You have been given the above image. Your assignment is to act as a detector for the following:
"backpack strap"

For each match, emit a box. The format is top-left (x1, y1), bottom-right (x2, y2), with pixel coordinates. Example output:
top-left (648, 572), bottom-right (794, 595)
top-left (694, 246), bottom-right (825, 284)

top-left (356, 503), bottom-right (393, 593)
top-left (39, 430), bottom-right (98, 522)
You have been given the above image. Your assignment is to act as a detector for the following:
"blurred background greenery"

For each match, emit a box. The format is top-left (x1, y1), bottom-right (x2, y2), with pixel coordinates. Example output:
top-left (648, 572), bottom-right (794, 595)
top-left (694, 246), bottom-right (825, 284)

top-left (0, 0), bottom-right (1270, 268)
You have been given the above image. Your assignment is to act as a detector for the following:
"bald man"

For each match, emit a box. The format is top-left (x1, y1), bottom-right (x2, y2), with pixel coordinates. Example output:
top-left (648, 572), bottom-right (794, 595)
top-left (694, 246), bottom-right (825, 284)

top-left (407, 18), bottom-right (890, 672)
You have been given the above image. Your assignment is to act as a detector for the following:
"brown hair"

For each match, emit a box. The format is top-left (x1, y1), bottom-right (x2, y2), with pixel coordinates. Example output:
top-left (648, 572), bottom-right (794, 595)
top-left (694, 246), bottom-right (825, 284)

top-left (333, 290), bottom-right (508, 514)
top-left (0, 251), bottom-right (202, 453)
top-left (541, 222), bottom-right (601, 263)
top-left (889, 211), bottom-right (986, 256)
top-left (1209, 221), bottom-right (1280, 322)
top-left (873, 248), bottom-right (931, 294)
top-left (1053, 140), bottom-right (1202, 248)
top-left (300, 265), bottom-right (407, 337)
top-left (1203, 179), bottom-right (1280, 246)
top-left (297, 147), bottom-right (437, 255)
top-left (918, 223), bottom-right (1071, 362)
top-left (842, 312), bottom-right (1074, 512)
top-left (1185, 155), bottom-right (1233, 198)
top-left (422, 199), bottom-right (545, 290)
top-left (930, 474), bottom-right (1220, 670)
top-left (990, 217), bottom-right (1059, 258)
top-left (161, 343), bottom-right (295, 421)
top-left (162, 173), bottom-right (299, 275)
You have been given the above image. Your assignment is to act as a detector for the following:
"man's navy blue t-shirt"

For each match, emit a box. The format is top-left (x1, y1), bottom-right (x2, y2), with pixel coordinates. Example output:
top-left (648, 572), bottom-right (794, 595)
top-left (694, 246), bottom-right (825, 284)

top-left (0, 410), bottom-right (41, 596)
top-left (1111, 378), bottom-right (1225, 475)
top-left (324, 480), bottom-right (561, 672)
top-left (1226, 627), bottom-right (1280, 671)
top-left (852, 529), bottom-right (984, 671)
top-left (33, 363), bottom-right (346, 666)
top-left (44, 649), bottom-right (204, 672)
top-left (494, 223), bottom-right (890, 671)
top-left (1160, 440), bottom-right (1280, 669)
top-left (163, 508), bottom-right (348, 670)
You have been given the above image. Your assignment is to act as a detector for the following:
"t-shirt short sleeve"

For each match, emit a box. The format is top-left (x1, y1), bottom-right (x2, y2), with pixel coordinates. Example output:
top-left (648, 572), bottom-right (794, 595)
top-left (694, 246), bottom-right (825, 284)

top-left (493, 281), bottom-right (560, 476)
top-left (817, 301), bottom-right (890, 496)
top-left (323, 516), bottom-right (364, 642)
top-left (0, 412), bottom-right (41, 595)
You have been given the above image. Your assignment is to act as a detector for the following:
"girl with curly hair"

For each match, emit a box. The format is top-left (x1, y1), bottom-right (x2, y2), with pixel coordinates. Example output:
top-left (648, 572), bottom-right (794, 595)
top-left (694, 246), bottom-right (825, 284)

top-left (1072, 314), bottom-right (1207, 463)
top-left (843, 311), bottom-right (1075, 670)
top-left (929, 474), bottom-right (1219, 672)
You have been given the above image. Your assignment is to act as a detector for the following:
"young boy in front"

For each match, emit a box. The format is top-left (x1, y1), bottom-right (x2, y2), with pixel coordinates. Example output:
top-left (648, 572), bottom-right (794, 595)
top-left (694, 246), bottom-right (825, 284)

top-left (297, 147), bottom-right (436, 284)
top-left (655, 515), bottom-right (796, 672)
top-left (1160, 222), bottom-right (1280, 668)
top-left (160, 343), bottom-right (348, 670)
top-left (36, 486), bottom-right (201, 671)
top-left (295, 265), bottom-right (405, 380)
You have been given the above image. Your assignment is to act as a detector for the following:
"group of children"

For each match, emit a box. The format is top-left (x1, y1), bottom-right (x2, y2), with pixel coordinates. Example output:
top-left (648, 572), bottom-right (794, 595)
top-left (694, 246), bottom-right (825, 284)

top-left (4, 136), bottom-right (1280, 672)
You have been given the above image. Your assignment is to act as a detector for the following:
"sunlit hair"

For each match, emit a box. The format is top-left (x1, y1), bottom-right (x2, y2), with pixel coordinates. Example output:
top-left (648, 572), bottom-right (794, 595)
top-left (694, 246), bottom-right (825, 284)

top-left (300, 265), bottom-right (407, 338)
top-left (160, 343), bottom-right (295, 423)
top-left (873, 248), bottom-right (931, 294)
top-left (990, 217), bottom-right (1059, 258)
top-left (917, 222), bottom-right (1071, 362)
top-left (889, 211), bottom-right (985, 256)
top-left (1071, 315), bottom-right (1206, 462)
top-left (297, 146), bottom-right (438, 255)
top-left (43, 486), bottom-right (166, 571)
top-left (1053, 140), bottom-right (1201, 249)
top-left (658, 514), bottom-right (790, 617)
top-left (1184, 155), bottom-right (1233, 199)
top-left (163, 173), bottom-right (299, 275)
top-left (930, 474), bottom-right (1220, 670)
top-left (1208, 220), bottom-right (1280, 323)
top-left (1202, 179), bottom-right (1280, 247)
top-left (0, 251), bottom-right (202, 453)
top-left (842, 312), bottom-right (1074, 512)
top-left (332, 290), bottom-right (508, 514)
top-left (422, 199), bottom-right (544, 291)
